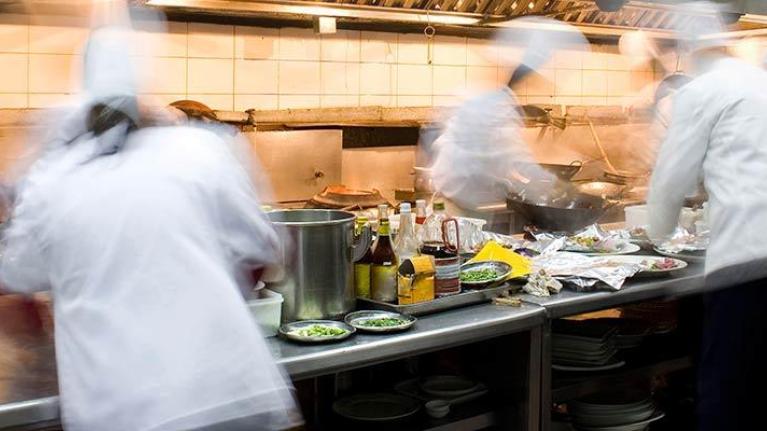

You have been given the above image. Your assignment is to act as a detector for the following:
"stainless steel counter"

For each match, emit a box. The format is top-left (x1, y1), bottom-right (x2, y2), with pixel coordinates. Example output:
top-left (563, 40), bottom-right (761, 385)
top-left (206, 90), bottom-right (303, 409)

top-left (0, 263), bottom-right (708, 429)
top-left (268, 303), bottom-right (546, 380)
top-left (0, 296), bottom-right (58, 429)
top-left (519, 263), bottom-right (706, 319)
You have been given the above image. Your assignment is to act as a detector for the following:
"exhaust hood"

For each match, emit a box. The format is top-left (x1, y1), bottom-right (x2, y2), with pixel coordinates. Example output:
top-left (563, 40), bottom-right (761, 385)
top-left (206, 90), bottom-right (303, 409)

top-left (143, 0), bottom-right (767, 36)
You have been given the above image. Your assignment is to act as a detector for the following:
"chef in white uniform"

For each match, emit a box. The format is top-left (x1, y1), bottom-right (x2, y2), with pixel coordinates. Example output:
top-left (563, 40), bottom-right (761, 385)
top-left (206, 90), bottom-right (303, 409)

top-left (429, 17), bottom-right (589, 221)
top-left (0, 18), bottom-right (299, 431)
top-left (646, 3), bottom-right (767, 429)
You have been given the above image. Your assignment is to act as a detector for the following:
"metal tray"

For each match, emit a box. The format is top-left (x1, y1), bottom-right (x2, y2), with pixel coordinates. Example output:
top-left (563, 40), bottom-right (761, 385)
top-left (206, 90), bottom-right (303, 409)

top-left (356, 283), bottom-right (519, 317)
top-left (345, 310), bottom-right (417, 333)
top-left (279, 320), bottom-right (355, 343)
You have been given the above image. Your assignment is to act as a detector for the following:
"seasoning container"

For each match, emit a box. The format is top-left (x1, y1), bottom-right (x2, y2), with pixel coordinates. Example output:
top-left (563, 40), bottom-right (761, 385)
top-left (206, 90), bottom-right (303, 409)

top-left (353, 216), bottom-right (373, 299)
top-left (398, 255), bottom-right (436, 305)
top-left (420, 202), bottom-right (461, 296)
top-left (370, 217), bottom-right (398, 302)
top-left (394, 203), bottom-right (419, 262)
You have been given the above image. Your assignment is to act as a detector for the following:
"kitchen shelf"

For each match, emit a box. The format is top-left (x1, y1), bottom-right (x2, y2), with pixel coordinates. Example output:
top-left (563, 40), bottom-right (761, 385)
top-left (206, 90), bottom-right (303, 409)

top-left (552, 355), bottom-right (693, 403)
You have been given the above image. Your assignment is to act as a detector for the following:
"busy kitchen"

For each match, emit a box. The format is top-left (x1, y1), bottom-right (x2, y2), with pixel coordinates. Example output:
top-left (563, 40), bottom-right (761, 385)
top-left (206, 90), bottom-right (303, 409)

top-left (1, 0), bottom-right (766, 430)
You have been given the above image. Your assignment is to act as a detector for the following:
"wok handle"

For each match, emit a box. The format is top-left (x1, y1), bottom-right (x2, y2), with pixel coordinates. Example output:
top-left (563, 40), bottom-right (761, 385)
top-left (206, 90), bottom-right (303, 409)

top-left (442, 218), bottom-right (460, 254)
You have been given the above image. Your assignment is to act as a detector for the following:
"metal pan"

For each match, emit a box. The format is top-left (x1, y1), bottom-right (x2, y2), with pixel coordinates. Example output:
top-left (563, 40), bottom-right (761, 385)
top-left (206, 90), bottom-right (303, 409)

top-left (279, 320), bottom-right (355, 343)
top-left (507, 192), bottom-right (613, 232)
top-left (345, 310), bottom-right (416, 333)
top-left (459, 260), bottom-right (512, 288)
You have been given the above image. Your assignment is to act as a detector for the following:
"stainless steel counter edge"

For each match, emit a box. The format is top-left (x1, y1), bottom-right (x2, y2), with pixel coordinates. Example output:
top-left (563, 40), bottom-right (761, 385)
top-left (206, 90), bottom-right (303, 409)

top-left (269, 304), bottom-right (546, 380)
top-left (519, 264), bottom-right (707, 318)
top-left (0, 396), bottom-right (59, 429)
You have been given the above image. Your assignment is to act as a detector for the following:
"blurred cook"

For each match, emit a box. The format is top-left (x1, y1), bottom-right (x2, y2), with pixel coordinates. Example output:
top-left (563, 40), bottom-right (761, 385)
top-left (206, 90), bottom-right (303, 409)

top-left (646, 2), bottom-right (767, 429)
top-left (0, 17), bottom-right (299, 431)
top-left (429, 17), bottom-right (589, 221)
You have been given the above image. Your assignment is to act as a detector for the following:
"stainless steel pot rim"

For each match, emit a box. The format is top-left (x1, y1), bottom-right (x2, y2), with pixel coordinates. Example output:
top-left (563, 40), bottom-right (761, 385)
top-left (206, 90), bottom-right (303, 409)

top-left (267, 209), bottom-right (357, 226)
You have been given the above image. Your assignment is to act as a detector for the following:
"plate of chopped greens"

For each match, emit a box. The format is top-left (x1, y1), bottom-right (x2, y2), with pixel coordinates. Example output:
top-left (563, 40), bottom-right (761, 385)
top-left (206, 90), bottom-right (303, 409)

top-left (345, 310), bottom-right (417, 333)
top-left (279, 320), bottom-right (355, 343)
top-left (459, 260), bottom-right (512, 288)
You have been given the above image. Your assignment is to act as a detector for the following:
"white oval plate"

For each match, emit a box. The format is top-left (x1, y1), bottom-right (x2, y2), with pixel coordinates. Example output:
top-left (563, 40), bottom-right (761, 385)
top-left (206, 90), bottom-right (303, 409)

top-left (594, 255), bottom-right (688, 277)
top-left (581, 243), bottom-right (641, 256)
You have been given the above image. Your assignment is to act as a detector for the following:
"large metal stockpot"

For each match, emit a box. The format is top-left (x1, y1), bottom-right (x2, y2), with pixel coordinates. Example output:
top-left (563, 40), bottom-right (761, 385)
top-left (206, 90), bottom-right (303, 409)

top-left (267, 209), bottom-right (371, 322)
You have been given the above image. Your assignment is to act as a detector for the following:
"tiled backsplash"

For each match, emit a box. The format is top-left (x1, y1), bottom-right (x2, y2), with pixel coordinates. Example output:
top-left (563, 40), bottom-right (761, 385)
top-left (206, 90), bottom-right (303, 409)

top-left (0, 14), bottom-right (662, 111)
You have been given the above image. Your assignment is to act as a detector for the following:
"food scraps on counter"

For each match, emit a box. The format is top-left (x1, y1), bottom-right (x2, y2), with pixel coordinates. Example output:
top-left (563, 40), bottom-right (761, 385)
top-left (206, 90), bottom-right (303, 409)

top-left (523, 270), bottom-right (563, 297)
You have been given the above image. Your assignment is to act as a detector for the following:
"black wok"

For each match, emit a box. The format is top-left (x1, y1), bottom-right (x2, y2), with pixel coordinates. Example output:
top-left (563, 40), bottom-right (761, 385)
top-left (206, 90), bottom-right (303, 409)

top-left (506, 192), bottom-right (613, 232)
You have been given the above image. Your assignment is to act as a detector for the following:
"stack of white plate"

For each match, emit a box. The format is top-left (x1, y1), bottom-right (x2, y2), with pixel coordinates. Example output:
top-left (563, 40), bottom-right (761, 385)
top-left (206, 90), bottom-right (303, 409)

top-left (569, 394), bottom-right (663, 431)
top-left (552, 320), bottom-right (624, 372)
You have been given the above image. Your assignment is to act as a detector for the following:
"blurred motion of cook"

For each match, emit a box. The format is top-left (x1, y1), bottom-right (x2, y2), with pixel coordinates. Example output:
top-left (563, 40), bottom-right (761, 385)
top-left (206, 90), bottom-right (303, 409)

top-left (428, 17), bottom-right (589, 222)
top-left (646, 2), bottom-right (767, 429)
top-left (169, 99), bottom-right (276, 220)
top-left (0, 3), bottom-right (300, 431)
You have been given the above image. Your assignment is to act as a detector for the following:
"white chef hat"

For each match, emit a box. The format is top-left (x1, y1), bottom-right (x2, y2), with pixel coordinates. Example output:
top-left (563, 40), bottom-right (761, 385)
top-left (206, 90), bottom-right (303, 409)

top-left (494, 16), bottom-right (590, 71)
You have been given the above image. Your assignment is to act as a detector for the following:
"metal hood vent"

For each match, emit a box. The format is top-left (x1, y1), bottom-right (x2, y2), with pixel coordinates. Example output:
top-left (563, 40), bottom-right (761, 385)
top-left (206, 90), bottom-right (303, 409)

top-left (145, 0), bottom-right (767, 35)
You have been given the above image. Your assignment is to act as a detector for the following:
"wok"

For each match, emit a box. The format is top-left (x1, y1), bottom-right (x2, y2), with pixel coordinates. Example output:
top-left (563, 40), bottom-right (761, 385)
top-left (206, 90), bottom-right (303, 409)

top-left (520, 162), bottom-right (583, 181)
top-left (573, 180), bottom-right (626, 200)
top-left (507, 192), bottom-right (613, 232)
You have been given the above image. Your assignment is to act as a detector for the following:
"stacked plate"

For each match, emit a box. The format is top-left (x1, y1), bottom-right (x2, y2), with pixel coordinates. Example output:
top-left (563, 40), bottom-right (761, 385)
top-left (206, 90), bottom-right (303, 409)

top-left (552, 320), bottom-right (624, 372)
top-left (569, 393), bottom-right (663, 431)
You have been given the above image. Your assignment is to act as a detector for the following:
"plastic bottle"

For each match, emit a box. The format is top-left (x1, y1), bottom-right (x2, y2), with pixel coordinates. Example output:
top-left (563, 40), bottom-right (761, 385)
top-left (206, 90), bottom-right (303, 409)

top-left (394, 203), bottom-right (419, 262)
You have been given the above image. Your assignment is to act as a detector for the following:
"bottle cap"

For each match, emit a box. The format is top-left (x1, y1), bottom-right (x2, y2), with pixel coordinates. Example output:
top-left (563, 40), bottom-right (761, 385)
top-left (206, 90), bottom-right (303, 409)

top-left (400, 202), bottom-right (411, 213)
top-left (415, 199), bottom-right (426, 208)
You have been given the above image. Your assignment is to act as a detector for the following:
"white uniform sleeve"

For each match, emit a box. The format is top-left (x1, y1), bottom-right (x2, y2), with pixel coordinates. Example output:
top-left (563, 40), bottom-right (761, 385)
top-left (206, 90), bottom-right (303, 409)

top-left (647, 86), bottom-right (711, 241)
top-left (0, 194), bottom-right (50, 294)
top-left (212, 142), bottom-right (281, 269)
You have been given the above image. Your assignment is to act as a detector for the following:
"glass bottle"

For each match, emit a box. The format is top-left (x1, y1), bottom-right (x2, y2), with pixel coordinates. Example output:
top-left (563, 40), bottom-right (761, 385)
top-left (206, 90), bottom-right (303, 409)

top-left (394, 203), bottom-right (419, 262)
top-left (419, 201), bottom-right (461, 296)
top-left (353, 216), bottom-right (372, 299)
top-left (370, 218), bottom-right (398, 303)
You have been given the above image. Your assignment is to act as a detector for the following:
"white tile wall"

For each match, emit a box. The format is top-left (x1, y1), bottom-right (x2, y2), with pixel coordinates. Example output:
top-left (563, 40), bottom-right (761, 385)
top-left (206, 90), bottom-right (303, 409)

top-left (0, 15), bottom-right (28, 53)
top-left (0, 19), bottom-right (657, 109)
top-left (235, 59), bottom-right (278, 94)
top-left (235, 26), bottom-right (279, 60)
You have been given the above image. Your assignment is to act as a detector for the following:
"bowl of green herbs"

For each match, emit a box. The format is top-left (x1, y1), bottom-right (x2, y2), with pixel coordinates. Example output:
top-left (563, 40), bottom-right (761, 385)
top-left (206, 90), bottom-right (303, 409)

top-left (459, 261), bottom-right (512, 288)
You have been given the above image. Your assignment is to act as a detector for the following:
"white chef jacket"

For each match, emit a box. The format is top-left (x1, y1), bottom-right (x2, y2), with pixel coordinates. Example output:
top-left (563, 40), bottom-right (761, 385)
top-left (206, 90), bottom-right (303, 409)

top-left (647, 57), bottom-right (767, 280)
top-left (430, 88), bottom-right (555, 211)
top-left (0, 121), bottom-right (299, 430)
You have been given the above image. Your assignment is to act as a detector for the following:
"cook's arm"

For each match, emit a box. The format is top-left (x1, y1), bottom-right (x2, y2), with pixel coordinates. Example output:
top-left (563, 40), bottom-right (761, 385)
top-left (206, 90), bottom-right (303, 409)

top-left (647, 88), bottom-right (711, 241)
top-left (0, 197), bottom-right (50, 294)
top-left (212, 140), bottom-right (281, 278)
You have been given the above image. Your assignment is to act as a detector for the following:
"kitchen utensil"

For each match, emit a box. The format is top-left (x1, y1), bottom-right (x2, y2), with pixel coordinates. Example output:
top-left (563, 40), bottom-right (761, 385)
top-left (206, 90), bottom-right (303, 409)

top-left (344, 310), bottom-right (417, 333)
top-left (581, 243), bottom-right (640, 256)
top-left (552, 360), bottom-right (626, 372)
top-left (308, 185), bottom-right (389, 209)
top-left (507, 193), bottom-right (613, 232)
top-left (574, 181), bottom-right (626, 200)
top-left (246, 288), bottom-right (283, 337)
top-left (279, 320), bottom-right (355, 343)
top-left (459, 260), bottom-right (512, 288)
top-left (521, 162), bottom-right (583, 181)
top-left (267, 209), bottom-right (372, 322)
top-left (595, 255), bottom-right (688, 277)
top-left (333, 393), bottom-right (421, 423)
top-left (357, 283), bottom-right (515, 316)
top-left (573, 411), bottom-right (664, 431)
top-left (653, 247), bottom-right (705, 263)
top-left (424, 388), bottom-right (491, 419)
top-left (419, 375), bottom-right (479, 398)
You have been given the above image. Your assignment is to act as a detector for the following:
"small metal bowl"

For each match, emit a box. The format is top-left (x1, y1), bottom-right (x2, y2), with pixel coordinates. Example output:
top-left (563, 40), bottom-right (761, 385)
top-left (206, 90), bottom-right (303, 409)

top-left (279, 320), bottom-right (355, 343)
top-left (345, 310), bottom-right (417, 333)
top-left (459, 261), bottom-right (513, 288)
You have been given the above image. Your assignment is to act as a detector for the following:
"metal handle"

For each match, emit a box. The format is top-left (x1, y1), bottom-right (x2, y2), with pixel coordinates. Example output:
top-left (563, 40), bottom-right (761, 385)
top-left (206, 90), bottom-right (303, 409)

top-left (351, 224), bottom-right (373, 262)
top-left (441, 218), bottom-right (460, 254)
